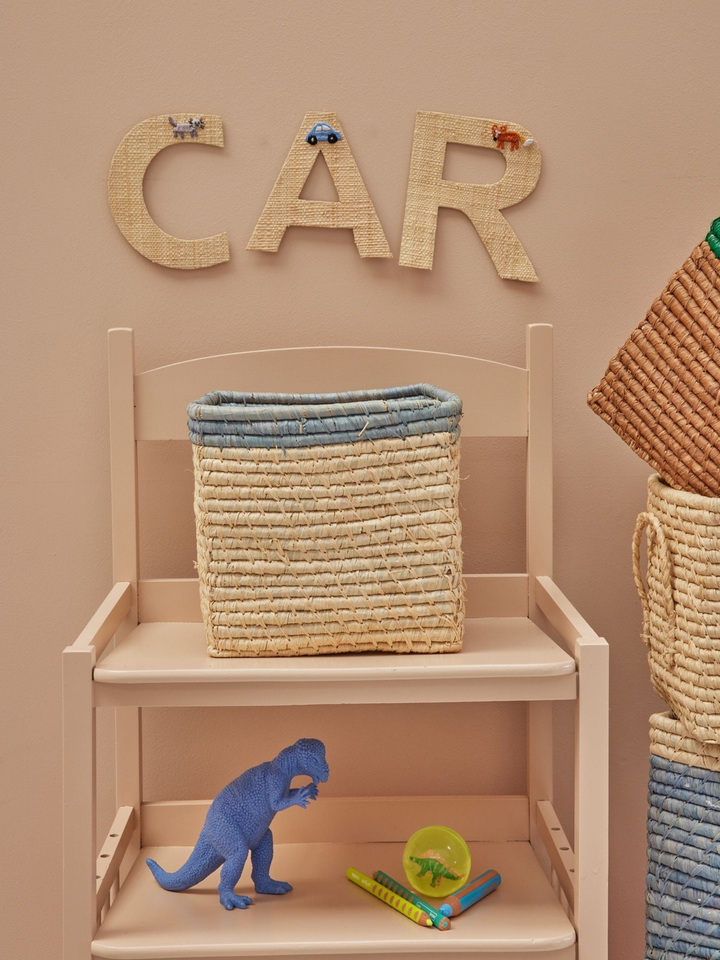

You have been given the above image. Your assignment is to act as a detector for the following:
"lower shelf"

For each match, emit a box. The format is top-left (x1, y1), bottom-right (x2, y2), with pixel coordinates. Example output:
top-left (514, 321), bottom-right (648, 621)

top-left (92, 839), bottom-right (576, 959)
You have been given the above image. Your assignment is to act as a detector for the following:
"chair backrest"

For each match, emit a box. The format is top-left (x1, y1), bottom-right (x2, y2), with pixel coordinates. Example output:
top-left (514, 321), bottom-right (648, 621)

top-left (108, 326), bottom-right (553, 621)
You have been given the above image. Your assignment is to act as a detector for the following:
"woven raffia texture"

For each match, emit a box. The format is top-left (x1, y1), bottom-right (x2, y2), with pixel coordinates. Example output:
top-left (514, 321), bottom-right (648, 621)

top-left (646, 712), bottom-right (720, 958)
top-left (108, 114), bottom-right (229, 269)
top-left (398, 111), bottom-right (541, 281)
top-left (188, 385), bottom-right (464, 658)
top-left (633, 474), bottom-right (720, 743)
top-left (589, 221), bottom-right (720, 497)
top-left (246, 111), bottom-right (392, 258)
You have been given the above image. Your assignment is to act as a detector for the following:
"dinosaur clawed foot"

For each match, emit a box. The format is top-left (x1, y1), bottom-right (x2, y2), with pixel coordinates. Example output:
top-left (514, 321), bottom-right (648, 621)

top-left (254, 878), bottom-right (293, 895)
top-left (219, 891), bottom-right (253, 910)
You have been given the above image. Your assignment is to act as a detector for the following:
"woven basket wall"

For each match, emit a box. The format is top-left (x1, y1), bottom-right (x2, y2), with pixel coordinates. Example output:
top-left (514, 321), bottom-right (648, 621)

top-left (588, 219), bottom-right (720, 498)
top-left (647, 712), bottom-right (720, 958)
top-left (633, 474), bottom-right (720, 743)
top-left (188, 385), bottom-right (464, 658)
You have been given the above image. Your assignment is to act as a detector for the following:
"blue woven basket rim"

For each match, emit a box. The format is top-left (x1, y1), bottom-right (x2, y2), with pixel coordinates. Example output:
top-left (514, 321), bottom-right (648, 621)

top-left (187, 383), bottom-right (462, 449)
top-left (188, 383), bottom-right (461, 422)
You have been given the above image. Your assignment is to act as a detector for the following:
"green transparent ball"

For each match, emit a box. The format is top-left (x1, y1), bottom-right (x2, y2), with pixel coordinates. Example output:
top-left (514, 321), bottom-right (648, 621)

top-left (402, 825), bottom-right (471, 898)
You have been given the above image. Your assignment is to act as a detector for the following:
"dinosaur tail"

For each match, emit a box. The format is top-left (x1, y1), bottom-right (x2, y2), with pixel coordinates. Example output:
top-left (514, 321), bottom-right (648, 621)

top-left (146, 835), bottom-right (223, 891)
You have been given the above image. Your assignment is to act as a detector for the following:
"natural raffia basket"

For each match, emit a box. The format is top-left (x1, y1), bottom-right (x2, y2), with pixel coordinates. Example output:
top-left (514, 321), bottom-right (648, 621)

top-left (633, 474), bottom-right (720, 742)
top-left (646, 712), bottom-right (720, 958)
top-left (188, 385), bottom-right (464, 657)
top-left (588, 218), bottom-right (720, 498)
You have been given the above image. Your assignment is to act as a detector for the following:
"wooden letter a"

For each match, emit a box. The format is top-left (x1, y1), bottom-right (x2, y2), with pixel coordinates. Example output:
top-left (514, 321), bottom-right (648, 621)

top-left (247, 112), bottom-right (392, 258)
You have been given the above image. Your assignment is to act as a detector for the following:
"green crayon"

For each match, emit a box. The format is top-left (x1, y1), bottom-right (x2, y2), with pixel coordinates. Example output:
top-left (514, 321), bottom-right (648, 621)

top-left (373, 870), bottom-right (451, 930)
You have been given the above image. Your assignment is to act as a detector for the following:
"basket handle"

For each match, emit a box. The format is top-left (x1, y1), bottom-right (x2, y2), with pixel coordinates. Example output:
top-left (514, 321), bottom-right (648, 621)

top-left (632, 511), bottom-right (675, 649)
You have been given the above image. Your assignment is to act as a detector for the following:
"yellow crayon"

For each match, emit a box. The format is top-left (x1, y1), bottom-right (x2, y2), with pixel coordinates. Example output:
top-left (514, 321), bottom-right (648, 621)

top-left (346, 868), bottom-right (433, 927)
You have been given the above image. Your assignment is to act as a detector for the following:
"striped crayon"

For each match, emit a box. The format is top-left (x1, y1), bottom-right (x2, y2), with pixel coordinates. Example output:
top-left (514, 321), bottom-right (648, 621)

top-left (346, 868), bottom-right (433, 927)
top-left (373, 871), bottom-right (451, 930)
top-left (439, 870), bottom-right (501, 917)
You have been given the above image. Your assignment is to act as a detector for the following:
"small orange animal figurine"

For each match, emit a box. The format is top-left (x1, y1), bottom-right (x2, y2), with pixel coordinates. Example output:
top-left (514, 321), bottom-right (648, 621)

top-left (491, 124), bottom-right (522, 151)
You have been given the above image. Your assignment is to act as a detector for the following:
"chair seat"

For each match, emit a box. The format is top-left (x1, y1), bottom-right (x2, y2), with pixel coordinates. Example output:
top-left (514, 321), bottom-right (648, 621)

top-left (93, 617), bottom-right (576, 706)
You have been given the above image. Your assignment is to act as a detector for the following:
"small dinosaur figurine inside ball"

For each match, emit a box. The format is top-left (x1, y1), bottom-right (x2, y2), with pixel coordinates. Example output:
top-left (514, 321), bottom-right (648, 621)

top-left (402, 824), bottom-right (471, 898)
top-left (146, 738), bottom-right (329, 910)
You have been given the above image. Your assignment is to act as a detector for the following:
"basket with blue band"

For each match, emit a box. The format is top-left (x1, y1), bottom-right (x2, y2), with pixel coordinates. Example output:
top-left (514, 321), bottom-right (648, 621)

top-left (647, 711), bottom-right (720, 958)
top-left (188, 384), bottom-right (464, 657)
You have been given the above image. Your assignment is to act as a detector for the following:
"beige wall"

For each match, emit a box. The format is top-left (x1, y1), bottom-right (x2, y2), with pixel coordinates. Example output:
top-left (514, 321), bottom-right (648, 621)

top-left (3, 1), bottom-right (717, 956)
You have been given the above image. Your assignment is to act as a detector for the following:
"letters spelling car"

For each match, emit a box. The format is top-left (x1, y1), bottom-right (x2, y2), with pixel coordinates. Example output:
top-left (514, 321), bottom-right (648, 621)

top-left (305, 123), bottom-right (343, 145)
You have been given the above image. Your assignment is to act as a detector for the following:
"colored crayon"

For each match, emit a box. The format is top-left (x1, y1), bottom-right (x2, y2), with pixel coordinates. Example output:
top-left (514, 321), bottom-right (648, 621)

top-left (346, 868), bottom-right (433, 927)
top-left (439, 869), bottom-right (501, 917)
top-left (373, 870), bottom-right (451, 930)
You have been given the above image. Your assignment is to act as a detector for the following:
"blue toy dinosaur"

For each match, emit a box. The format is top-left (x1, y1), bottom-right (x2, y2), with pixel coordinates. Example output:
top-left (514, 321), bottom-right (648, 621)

top-left (146, 738), bottom-right (329, 910)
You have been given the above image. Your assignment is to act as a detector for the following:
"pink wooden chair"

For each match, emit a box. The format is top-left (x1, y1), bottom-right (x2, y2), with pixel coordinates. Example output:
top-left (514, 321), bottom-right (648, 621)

top-left (63, 324), bottom-right (608, 960)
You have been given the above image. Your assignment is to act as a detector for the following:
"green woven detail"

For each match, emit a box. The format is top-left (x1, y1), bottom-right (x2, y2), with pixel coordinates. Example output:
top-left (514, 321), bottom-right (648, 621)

top-left (707, 232), bottom-right (720, 259)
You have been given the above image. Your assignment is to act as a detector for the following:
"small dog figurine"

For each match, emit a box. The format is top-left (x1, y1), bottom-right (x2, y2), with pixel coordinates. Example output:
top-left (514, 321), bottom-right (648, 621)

top-left (168, 117), bottom-right (204, 139)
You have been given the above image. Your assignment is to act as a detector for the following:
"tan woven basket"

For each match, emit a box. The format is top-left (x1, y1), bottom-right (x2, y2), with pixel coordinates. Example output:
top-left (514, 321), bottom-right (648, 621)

top-left (633, 473), bottom-right (720, 742)
top-left (650, 710), bottom-right (720, 772)
top-left (189, 385), bottom-right (464, 658)
top-left (588, 221), bottom-right (720, 497)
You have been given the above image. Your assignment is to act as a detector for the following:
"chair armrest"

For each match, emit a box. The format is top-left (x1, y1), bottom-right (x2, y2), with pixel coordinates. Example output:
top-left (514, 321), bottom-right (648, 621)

top-left (68, 582), bottom-right (133, 658)
top-left (535, 576), bottom-right (606, 660)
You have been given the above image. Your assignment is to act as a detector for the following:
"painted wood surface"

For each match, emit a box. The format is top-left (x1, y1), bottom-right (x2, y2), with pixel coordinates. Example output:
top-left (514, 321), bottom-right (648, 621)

top-left (535, 576), bottom-right (599, 655)
top-left (71, 582), bottom-right (132, 656)
top-left (525, 325), bottom-right (555, 868)
top-left (108, 328), bottom-right (143, 871)
top-left (63, 645), bottom-right (96, 959)
top-left (537, 800), bottom-right (575, 912)
top-left (574, 639), bottom-right (609, 960)
top-left (95, 806), bottom-right (135, 921)
top-left (533, 574), bottom-right (609, 958)
top-left (94, 617), bottom-right (575, 686)
top-left (92, 838), bottom-right (575, 958)
top-left (141, 795), bottom-right (529, 847)
top-left (526, 325), bottom-right (553, 620)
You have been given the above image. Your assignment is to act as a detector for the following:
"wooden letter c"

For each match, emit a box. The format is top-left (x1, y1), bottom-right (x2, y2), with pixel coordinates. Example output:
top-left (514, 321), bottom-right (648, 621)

top-left (108, 114), bottom-right (229, 270)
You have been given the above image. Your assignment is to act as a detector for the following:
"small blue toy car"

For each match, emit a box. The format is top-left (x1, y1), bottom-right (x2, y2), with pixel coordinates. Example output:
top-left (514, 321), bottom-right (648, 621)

top-left (306, 123), bottom-right (343, 145)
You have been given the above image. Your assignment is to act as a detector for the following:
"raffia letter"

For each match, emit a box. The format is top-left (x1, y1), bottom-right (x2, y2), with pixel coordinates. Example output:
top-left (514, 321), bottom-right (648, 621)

top-left (247, 112), bottom-right (392, 259)
top-left (399, 111), bottom-right (541, 281)
top-left (108, 114), bottom-right (229, 270)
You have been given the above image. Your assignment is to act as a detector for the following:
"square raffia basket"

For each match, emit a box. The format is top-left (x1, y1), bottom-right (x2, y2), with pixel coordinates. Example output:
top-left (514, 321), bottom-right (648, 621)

top-left (187, 384), bottom-right (465, 657)
top-left (588, 218), bottom-right (720, 498)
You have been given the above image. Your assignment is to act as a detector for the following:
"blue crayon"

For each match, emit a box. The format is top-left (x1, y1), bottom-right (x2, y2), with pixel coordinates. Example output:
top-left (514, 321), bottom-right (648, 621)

top-left (439, 870), bottom-right (501, 917)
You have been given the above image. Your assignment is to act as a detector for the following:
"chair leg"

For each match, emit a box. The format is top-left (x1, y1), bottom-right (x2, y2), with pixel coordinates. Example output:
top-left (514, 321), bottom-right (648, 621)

top-left (116, 705), bottom-right (142, 877)
top-left (63, 646), bottom-right (96, 960)
top-left (574, 641), bottom-right (609, 960)
top-left (528, 701), bottom-right (553, 862)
